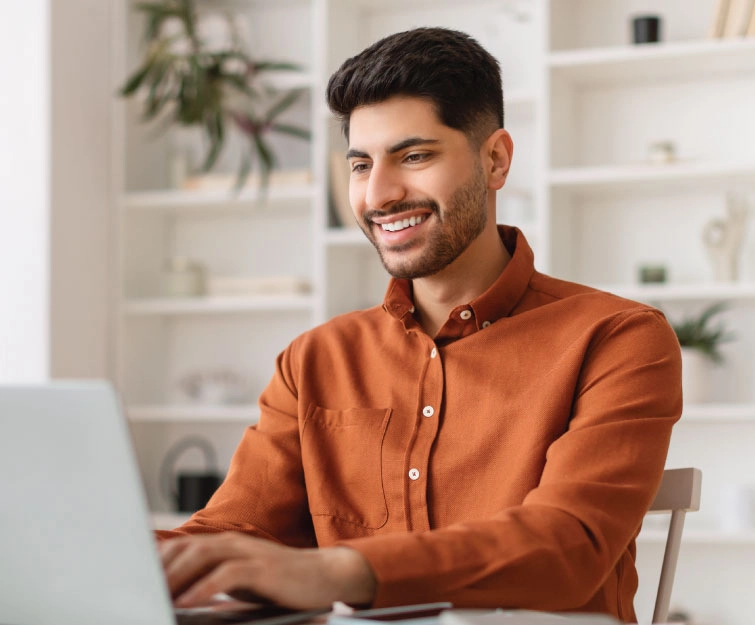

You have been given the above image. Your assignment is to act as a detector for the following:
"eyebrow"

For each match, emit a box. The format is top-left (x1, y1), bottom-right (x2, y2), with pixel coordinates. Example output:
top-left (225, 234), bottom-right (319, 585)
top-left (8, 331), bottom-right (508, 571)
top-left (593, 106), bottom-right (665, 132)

top-left (345, 136), bottom-right (440, 160)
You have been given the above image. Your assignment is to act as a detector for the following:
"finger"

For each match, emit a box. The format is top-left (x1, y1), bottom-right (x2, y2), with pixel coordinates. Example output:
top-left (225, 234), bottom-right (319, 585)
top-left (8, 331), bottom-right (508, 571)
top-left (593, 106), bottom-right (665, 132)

top-left (175, 560), bottom-right (269, 608)
top-left (158, 536), bottom-right (192, 569)
top-left (179, 546), bottom-right (340, 611)
top-left (164, 534), bottom-right (246, 599)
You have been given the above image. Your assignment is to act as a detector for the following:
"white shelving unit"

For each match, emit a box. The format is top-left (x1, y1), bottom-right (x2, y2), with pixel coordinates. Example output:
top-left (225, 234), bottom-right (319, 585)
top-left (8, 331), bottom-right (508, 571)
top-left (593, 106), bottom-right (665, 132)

top-left (111, 0), bottom-right (322, 514)
top-left (543, 2), bottom-right (755, 624)
top-left (111, 1), bottom-right (755, 623)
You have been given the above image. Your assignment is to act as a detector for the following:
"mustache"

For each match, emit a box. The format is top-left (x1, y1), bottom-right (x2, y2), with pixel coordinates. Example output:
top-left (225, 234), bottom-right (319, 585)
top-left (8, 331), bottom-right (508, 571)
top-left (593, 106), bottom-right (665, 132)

top-left (364, 200), bottom-right (438, 223)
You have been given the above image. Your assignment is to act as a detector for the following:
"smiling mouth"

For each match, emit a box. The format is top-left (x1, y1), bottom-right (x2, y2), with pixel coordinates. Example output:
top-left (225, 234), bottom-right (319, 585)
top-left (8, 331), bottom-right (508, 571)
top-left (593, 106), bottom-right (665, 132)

top-left (380, 215), bottom-right (426, 232)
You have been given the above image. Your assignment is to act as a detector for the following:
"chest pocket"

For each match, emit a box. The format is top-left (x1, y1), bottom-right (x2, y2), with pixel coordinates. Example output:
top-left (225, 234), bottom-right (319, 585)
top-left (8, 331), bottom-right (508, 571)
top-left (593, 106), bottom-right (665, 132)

top-left (301, 405), bottom-right (391, 529)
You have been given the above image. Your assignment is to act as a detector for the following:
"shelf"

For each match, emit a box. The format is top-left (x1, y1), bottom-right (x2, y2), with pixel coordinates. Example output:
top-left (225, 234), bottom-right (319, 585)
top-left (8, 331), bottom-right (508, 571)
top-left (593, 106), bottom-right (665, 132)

top-left (601, 282), bottom-right (755, 303)
top-left (638, 527), bottom-right (755, 545)
top-left (548, 160), bottom-right (755, 196)
top-left (124, 294), bottom-right (315, 316)
top-left (151, 511), bottom-right (192, 531)
top-left (122, 184), bottom-right (316, 213)
top-left (128, 404), bottom-right (261, 423)
top-left (681, 403), bottom-right (755, 424)
top-left (549, 38), bottom-right (755, 86)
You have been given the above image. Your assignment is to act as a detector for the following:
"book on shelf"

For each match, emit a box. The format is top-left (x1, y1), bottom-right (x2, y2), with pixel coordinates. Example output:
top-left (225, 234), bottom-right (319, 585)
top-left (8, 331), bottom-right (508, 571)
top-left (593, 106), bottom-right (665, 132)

top-left (709, 0), bottom-right (731, 37)
top-left (181, 168), bottom-right (312, 191)
top-left (723, 0), bottom-right (755, 37)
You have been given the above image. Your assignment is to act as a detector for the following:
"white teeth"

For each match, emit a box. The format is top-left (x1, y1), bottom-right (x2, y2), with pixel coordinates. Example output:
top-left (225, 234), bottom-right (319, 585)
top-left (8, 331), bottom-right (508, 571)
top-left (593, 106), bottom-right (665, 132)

top-left (381, 215), bottom-right (424, 232)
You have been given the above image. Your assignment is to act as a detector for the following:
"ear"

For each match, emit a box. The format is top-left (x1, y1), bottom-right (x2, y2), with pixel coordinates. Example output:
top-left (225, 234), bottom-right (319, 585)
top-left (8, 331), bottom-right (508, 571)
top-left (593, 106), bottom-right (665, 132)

top-left (481, 129), bottom-right (514, 191)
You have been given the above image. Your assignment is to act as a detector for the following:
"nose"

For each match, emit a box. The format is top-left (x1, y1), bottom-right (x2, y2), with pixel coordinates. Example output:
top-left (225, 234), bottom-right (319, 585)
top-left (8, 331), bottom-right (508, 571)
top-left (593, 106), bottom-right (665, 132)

top-left (364, 161), bottom-right (405, 212)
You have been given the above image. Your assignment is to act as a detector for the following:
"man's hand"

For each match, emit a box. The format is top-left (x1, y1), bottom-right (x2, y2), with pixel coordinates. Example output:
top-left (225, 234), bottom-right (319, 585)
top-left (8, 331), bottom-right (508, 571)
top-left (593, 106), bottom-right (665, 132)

top-left (159, 532), bottom-right (377, 610)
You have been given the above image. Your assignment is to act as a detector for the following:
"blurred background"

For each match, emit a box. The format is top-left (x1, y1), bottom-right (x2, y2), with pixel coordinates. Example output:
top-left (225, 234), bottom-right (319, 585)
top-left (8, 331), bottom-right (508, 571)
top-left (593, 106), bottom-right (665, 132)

top-left (1, 1), bottom-right (755, 623)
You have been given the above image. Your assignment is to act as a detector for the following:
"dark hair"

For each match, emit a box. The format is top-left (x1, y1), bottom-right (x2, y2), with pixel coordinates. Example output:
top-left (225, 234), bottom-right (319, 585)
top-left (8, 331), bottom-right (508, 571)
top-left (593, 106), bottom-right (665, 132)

top-left (326, 27), bottom-right (504, 145)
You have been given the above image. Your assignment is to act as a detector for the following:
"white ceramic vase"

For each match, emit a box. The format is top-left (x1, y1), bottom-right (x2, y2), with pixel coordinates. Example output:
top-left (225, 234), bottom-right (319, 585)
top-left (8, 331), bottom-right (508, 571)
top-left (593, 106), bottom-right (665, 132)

top-left (680, 347), bottom-right (712, 405)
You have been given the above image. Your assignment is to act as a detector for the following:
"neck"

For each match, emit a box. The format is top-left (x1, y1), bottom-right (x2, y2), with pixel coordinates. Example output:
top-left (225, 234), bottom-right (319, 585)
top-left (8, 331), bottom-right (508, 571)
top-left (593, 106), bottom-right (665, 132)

top-left (412, 225), bottom-right (511, 337)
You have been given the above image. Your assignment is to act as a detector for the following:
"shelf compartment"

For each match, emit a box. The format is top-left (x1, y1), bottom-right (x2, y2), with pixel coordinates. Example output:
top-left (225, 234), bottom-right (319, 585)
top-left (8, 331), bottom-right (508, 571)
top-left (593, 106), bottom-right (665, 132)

top-left (549, 38), bottom-right (755, 86)
top-left (124, 294), bottom-right (315, 316)
top-left (548, 161), bottom-right (755, 195)
top-left (128, 403), bottom-right (261, 423)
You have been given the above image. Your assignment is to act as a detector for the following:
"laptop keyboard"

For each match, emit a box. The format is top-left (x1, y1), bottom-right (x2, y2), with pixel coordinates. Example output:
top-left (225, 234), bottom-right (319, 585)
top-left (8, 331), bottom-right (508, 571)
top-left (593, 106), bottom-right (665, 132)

top-left (175, 605), bottom-right (328, 625)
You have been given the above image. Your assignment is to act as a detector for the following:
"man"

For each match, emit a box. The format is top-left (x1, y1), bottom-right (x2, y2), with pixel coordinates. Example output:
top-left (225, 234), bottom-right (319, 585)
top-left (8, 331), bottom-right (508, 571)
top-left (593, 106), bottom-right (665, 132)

top-left (158, 28), bottom-right (682, 622)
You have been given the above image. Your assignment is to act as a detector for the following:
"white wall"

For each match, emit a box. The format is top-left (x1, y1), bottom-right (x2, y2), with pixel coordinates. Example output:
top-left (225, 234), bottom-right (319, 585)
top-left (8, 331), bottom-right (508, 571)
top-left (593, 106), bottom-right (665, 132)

top-left (0, 1), bottom-right (51, 382)
top-left (49, 0), bottom-right (113, 378)
top-left (0, 1), bottom-right (113, 383)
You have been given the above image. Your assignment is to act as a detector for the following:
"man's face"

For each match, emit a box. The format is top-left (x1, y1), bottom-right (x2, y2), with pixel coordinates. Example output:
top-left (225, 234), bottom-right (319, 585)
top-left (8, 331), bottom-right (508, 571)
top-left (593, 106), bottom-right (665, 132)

top-left (346, 96), bottom-right (490, 280)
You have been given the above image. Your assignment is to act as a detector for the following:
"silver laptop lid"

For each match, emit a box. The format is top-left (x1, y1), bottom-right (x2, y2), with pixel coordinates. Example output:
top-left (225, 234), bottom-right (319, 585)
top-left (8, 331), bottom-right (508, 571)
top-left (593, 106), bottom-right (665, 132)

top-left (0, 381), bottom-right (175, 625)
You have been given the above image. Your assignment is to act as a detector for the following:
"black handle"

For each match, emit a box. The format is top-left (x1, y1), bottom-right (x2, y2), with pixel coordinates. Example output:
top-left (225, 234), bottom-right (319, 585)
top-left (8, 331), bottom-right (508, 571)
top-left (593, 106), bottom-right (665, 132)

top-left (159, 435), bottom-right (219, 507)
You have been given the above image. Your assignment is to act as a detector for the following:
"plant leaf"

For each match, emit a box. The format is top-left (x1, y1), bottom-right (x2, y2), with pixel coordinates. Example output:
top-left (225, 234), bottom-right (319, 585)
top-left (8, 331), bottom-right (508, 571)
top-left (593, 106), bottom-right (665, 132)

top-left (120, 0), bottom-right (311, 194)
top-left (120, 62), bottom-right (153, 96)
top-left (670, 302), bottom-right (734, 363)
top-left (263, 88), bottom-right (305, 123)
top-left (234, 147), bottom-right (253, 193)
top-left (269, 122), bottom-right (311, 141)
top-left (250, 132), bottom-right (276, 196)
top-left (201, 109), bottom-right (225, 172)
top-left (253, 61), bottom-right (301, 73)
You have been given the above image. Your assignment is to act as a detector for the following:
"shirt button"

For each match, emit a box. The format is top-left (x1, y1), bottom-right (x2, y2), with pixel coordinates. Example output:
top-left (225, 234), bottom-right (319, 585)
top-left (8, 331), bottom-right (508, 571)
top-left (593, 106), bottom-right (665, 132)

top-left (408, 468), bottom-right (420, 480)
top-left (482, 321), bottom-right (491, 328)
top-left (430, 347), bottom-right (437, 358)
top-left (422, 405), bottom-right (434, 418)
top-left (460, 309), bottom-right (472, 320)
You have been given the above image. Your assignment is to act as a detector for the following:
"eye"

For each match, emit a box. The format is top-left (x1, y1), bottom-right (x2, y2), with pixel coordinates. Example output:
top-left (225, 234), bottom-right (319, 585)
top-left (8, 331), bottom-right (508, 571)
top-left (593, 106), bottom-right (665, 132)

top-left (404, 152), bottom-right (429, 164)
top-left (350, 161), bottom-right (370, 174)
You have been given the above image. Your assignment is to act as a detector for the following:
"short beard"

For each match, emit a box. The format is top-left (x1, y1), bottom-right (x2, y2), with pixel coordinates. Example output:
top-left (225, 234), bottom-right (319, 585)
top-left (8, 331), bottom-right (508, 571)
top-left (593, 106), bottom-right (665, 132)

top-left (364, 164), bottom-right (488, 280)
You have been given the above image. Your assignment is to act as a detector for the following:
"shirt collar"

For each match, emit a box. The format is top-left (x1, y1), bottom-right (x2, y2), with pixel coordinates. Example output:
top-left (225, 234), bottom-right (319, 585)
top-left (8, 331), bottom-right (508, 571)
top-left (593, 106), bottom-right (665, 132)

top-left (382, 225), bottom-right (536, 332)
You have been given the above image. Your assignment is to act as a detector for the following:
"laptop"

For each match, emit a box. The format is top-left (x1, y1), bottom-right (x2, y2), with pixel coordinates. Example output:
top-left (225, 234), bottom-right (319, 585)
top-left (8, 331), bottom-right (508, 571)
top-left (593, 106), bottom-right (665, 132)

top-left (0, 381), bottom-right (326, 625)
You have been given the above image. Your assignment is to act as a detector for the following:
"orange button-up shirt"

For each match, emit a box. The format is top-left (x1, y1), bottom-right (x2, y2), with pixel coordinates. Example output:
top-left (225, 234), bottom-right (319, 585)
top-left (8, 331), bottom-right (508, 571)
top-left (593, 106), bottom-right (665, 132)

top-left (160, 226), bottom-right (682, 622)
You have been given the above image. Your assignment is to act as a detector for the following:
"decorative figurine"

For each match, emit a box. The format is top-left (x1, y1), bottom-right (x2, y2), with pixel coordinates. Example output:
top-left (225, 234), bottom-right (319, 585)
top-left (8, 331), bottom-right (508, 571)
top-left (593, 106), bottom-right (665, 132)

top-left (703, 194), bottom-right (748, 282)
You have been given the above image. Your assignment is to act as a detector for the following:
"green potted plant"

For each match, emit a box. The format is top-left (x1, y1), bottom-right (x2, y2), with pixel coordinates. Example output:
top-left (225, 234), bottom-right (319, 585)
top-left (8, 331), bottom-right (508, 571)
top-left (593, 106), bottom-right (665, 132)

top-left (119, 0), bottom-right (310, 189)
top-left (669, 302), bottom-right (734, 404)
top-left (670, 301), bottom-right (734, 363)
